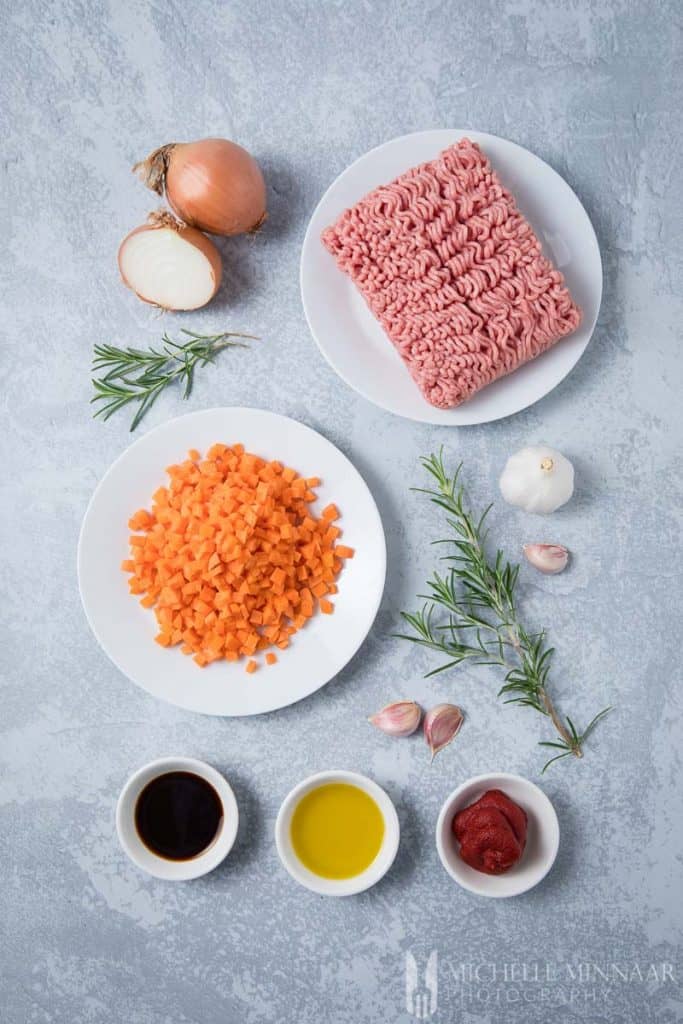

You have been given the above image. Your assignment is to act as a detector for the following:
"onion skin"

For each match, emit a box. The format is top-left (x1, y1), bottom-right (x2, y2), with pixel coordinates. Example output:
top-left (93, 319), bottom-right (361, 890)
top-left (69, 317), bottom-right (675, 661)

top-left (133, 138), bottom-right (267, 237)
top-left (117, 212), bottom-right (222, 311)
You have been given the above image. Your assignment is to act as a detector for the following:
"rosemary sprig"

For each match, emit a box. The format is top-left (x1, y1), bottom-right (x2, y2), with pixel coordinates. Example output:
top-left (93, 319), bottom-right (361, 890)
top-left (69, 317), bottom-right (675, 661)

top-left (91, 328), bottom-right (256, 431)
top-left (396, 450), bottom-right (611, 771)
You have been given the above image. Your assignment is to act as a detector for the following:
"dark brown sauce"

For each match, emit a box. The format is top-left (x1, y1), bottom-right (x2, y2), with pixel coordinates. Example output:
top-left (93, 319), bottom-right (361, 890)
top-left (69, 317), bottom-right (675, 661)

top-left (134, 771), bottom-right (223, 861)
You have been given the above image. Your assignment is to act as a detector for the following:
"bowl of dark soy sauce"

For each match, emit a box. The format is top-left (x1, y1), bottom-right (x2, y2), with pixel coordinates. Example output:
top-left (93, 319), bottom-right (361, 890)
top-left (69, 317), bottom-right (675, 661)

top-left (116, 757), bottom-right (239, 879)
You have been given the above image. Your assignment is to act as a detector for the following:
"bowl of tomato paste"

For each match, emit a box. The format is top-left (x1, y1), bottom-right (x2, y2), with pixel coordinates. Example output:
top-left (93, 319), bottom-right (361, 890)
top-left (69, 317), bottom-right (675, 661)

top-left (435, 772), bottom-right (560, 898)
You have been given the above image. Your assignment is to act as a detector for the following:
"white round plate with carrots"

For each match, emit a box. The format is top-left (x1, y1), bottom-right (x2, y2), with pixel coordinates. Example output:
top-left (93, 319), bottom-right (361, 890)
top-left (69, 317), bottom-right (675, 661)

top-left (78, 408), bottom-right (386, 716)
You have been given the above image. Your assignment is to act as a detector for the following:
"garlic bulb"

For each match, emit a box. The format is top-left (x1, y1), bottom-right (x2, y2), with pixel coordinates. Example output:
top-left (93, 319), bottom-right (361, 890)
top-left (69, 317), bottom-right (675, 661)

top-left (499, 445), bottom-right (574, 514)
top-left (369, 700), bottom-right (421, 737)
top-left (523, 543), bottom-right (570, 574)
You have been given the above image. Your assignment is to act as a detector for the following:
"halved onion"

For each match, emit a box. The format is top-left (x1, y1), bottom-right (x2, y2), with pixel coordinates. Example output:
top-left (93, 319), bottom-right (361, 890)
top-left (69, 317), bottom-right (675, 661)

top-left (134, 138), bottom-right (267, 236)
top-left (118, 213), bottom-right (222, 311)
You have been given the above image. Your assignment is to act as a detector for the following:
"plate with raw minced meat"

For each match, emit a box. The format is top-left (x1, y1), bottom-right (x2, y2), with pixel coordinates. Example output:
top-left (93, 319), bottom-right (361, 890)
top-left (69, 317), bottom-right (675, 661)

top-left (78, 408), bottom-right (386, 716)
top-left (301, 129), bottom-right (602, 425)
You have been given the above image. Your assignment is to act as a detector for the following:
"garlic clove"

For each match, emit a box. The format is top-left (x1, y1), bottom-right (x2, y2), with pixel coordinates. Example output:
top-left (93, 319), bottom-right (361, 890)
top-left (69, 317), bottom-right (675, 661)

top-left (369, 700), bottom-right (422, 737)
top-left (523, 543), bottom-right (570, 575)
top-left (423, 703), bottom-right (464, 760)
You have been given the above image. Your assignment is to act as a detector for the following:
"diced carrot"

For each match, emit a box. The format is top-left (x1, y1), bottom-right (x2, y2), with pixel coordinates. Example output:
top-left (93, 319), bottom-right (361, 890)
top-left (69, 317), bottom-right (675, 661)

top-left (123, 446), bottom-right (352, 671)
top-left (128, 509), bottom-right (154, 531)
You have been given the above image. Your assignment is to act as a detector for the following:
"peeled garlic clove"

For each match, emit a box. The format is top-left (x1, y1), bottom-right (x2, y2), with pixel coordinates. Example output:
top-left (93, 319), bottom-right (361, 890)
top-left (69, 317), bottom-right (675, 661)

top-left (369, 700), bottom-right (422, 737)
top-left (523, 543), bottom-right (570, 575)
top-left (423, 703), bottom-right (464, 760)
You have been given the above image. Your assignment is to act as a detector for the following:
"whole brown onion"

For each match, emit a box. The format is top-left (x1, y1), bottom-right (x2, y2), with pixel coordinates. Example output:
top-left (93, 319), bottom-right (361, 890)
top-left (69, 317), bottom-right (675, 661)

top-left (134, 137), bottom-right (267, 237)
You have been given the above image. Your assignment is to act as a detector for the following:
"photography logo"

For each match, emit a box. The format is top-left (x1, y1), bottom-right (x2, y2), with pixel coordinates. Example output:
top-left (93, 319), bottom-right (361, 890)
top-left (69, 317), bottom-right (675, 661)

top-left (406, 950), bottom-right (438, 1019)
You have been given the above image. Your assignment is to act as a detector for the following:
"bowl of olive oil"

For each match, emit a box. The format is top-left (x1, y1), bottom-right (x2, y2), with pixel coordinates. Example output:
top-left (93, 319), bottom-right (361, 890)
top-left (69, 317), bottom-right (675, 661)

top-left (275, 770), bottom-right (400, 895)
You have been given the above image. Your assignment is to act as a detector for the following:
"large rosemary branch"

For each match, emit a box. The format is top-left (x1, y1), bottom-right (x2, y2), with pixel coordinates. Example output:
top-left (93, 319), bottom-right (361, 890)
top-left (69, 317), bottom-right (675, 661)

top-left (396, 451), bottom-right (611, 771)
top-left (91, 328), bottom-right (256, 431)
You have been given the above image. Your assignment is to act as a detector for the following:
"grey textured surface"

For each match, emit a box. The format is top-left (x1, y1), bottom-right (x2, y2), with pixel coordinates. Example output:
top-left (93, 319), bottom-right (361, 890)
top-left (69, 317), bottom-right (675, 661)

top-left (1, 1), bottom-right (682, 1021)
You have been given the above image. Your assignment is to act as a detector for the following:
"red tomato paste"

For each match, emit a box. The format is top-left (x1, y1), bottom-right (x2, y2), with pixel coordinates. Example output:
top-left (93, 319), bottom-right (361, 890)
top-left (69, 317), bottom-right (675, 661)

top-left (452, 789), bottom-right (528, 875)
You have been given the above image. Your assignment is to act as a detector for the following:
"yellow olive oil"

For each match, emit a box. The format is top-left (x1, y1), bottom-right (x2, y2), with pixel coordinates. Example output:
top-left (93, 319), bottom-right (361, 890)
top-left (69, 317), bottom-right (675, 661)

top-left (290, 782), bottom-right (385, 879)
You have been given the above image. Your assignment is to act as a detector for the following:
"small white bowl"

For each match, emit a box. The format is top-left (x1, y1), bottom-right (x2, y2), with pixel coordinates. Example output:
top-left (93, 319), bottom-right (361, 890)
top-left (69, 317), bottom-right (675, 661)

top-left (116, 757), bottom-right (239, 880)
top-left (275, 770), bottom-right (400, 896)
top-left (435, 772), bottom-right (560, 898)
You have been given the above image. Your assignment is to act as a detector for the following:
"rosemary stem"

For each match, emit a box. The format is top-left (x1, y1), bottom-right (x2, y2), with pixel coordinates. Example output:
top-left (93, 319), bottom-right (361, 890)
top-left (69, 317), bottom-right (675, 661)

top-left (505, 611), bottom-right (580, 753)
top-left (504, 618), bottom-right (579, 753)
top-left (91, 328), bottom-right (254, 431)
top-left (539, 688), bottom-right (582, 755)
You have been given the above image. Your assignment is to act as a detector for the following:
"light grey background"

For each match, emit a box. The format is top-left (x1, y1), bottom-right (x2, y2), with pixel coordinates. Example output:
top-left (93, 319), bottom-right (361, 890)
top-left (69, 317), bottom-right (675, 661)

top-left (2, 1), bottom-right (681, 1021)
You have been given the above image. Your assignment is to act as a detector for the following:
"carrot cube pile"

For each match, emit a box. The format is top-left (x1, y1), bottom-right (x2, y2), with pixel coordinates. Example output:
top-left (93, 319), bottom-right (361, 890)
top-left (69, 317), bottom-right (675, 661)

top-left (122, 444), bottom-right (354, 671)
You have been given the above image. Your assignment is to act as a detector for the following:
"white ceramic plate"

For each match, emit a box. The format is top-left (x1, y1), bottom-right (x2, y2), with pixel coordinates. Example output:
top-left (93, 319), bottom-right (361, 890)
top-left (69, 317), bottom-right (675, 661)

top-left (301, 129), bottom-right (602, 425)
top-left (78, 408), bottom-right (386, 716)
top-left (435, 772), bottom-right (560, 898)
top-left (274, 770), bottom-right (400, 896)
